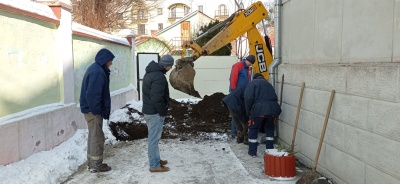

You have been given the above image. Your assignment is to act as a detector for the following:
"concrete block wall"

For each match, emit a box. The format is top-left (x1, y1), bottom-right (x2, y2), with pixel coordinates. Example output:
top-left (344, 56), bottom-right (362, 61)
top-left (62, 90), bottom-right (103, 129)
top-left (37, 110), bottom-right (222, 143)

top-left (278, 0), bottom-right (400, 183)
top-left (278, 65), bottom-right (400, 183)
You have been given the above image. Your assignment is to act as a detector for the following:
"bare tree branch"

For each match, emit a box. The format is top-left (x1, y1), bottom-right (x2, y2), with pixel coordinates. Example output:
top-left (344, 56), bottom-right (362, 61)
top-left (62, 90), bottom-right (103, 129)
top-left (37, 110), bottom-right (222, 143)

top-left (71, 0), bottom-right (162, 32)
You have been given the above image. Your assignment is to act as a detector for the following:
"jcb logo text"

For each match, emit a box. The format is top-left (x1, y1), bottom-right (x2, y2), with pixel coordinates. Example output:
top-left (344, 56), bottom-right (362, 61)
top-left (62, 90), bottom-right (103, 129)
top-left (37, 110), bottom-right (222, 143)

top-left (244, 6), bottom-right (257, 17)
top-left (255, 44), bottom-right (267, 72)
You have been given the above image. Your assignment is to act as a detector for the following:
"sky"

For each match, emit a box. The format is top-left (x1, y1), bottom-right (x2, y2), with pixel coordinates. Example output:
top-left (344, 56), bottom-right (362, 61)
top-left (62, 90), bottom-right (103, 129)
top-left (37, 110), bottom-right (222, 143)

top-left (0, 99), bottom-right (307, 184)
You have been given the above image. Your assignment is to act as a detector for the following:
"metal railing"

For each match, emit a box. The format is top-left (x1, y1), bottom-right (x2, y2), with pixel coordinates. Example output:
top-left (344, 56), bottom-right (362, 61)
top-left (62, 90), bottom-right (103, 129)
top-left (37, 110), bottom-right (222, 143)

top-left (132, 15), bottom-right (149, 22)
top-left (215, 10), bottom-right (229, 16)
top-left (169, 37), bottom-right (191, 50)
top-left (168, 11), bottom-right (190, 19)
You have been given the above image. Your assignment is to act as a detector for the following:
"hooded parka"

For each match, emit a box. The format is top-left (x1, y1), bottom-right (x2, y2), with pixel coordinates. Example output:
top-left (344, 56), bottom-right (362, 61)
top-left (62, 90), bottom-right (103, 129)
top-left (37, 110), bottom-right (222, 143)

top-left (80, 48), bottom-right (114, 119)
top-left (141, 61), bottom-right (170, 116)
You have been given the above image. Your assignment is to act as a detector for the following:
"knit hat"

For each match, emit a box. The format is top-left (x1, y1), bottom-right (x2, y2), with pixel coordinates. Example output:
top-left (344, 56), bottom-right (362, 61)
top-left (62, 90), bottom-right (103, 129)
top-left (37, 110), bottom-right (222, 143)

top-left (246, 55), bottom-right (256, 64)
top-left (159, 55), bottom-right (174, 67)
top-left (253, 73), bottom-right (264, 79)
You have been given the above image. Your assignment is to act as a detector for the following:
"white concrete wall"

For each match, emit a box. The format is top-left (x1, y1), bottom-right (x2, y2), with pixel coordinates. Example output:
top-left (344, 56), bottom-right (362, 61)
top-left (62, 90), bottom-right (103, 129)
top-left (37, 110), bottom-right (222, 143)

top-left (278, 0), bottom-right (400, 183)
top-left (167, 56), bottom-right (239, 99)
top-left (0, 89), bottom-right (136, 165)
top-left (72, 36), bottom-right (134, 103)
top-left (0, 9), bottom-right (60, 117)
top-left (0, 1), bottom-right (138, 165)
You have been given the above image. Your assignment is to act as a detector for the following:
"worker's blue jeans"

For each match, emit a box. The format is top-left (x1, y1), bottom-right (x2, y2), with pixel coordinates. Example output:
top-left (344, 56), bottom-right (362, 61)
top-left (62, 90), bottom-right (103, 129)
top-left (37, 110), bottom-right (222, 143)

top-left (248, 116), bottom-right (275, 156)
top-left (144, 114), bottom-right (164, 169)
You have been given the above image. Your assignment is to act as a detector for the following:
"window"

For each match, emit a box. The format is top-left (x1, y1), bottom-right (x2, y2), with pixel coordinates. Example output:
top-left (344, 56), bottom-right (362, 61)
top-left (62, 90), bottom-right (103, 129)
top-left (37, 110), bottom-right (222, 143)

top-left (184, 6), bottom-right (190, 15)
top-left (171, 8), bottom-right (176, 18)
top-left (137, 9), bottom-right (145, 19)
top-left (157, 8), bottom-right (163, 15)
top-left (158, 23), bottom-right (163, 30)
top-left (138, 24), bottom-right (146, 35)
top-left (218, 4), bottom-right (227, 15)
top-left (198, 5), bottom-right (203, 12)
top-left (117, 13), bottom-right (123, 20)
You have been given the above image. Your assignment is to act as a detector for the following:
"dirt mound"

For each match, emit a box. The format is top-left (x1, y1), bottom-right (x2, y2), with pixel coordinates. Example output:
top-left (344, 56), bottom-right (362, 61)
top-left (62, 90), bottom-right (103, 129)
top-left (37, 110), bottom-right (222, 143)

top-left (109, 93), bottom-right (231, 141)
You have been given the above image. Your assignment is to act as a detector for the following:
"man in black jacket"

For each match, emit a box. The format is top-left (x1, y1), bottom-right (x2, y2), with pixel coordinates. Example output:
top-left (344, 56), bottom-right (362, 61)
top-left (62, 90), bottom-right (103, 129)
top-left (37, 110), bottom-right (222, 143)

top-left (244, 73), bottom-right (281, 157)
top-left (142, 54), bottom-right (174, 172)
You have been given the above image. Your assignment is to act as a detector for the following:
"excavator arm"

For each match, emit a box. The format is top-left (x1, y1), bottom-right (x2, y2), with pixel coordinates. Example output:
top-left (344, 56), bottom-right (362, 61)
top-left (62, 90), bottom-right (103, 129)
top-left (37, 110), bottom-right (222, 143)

top-left (170, 1), bottom-right (273, 97)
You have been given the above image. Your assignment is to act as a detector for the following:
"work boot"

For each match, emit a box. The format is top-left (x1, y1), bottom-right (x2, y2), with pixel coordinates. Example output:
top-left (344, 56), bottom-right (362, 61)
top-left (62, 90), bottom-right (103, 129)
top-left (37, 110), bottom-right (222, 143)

top-left (248, 151), bottom-right (257, 158)
top-left (243, 132), bottom-right (249, 145)
top-left (89, 163), bottom-right (112, 173)
top-left (160, 160), bottom-right (168, 166)
top-left (149, 166), bottom-right (170, 172)
top-left (236, 131), bottom-right (244, 144)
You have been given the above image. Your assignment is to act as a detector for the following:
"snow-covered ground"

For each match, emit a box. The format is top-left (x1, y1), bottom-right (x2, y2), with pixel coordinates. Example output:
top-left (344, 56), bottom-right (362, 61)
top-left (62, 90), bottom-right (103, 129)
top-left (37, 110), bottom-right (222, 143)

top-left (0, 100), bottom-right (307, 184)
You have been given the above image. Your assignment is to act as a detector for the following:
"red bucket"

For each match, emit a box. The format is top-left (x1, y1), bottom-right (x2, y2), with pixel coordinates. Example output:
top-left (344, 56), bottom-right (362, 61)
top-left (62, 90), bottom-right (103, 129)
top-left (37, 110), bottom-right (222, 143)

top-left (264, 150), bottom-right (296, 178)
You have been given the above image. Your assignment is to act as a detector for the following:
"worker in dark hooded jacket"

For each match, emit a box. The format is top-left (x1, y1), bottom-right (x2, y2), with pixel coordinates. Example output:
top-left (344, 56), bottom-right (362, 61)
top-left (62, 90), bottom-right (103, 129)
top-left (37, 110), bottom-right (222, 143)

top-left (244, 73), bottom-right (281, 157)
top-left (142, 54), bottom-right (174, 173)
top-left (80, 48), bottom-right (114, 172)
top-left (222, 83), bottom-right (249, 144)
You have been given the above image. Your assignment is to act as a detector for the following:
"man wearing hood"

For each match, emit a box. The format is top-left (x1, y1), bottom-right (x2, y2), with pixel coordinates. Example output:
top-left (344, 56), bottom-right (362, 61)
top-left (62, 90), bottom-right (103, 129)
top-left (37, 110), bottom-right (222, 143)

top-left (80, 48), bottom-right (114, 173)
top-left (142, 54), bottom-right (174, 172)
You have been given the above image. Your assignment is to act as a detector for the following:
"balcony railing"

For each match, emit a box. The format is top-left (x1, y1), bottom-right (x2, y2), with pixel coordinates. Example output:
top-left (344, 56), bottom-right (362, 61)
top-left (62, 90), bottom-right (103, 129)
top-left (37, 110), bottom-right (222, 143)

top-left (170, 37), bottom-right (191, 50)
top-left (132, 15), bottom-right (149, 22)
top-left (168, 11), bottom-right (190, 19)
top-left (215, 10), bottom-right (229, 16)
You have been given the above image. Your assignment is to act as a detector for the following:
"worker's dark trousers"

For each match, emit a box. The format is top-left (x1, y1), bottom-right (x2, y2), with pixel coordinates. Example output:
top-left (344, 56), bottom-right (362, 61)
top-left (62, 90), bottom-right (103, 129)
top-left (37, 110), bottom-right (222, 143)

top-left (228, 108), bottom-right (248, 133)
top-left (84, 112), bottom-right (105, 168)
top-left (248, 116), bottom-right (275, 155)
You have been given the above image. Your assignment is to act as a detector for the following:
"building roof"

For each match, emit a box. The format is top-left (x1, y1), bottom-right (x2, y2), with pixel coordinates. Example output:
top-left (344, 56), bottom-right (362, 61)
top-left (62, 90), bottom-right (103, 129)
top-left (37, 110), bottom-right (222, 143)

top-left (155, 10), bottom-right (213, 36)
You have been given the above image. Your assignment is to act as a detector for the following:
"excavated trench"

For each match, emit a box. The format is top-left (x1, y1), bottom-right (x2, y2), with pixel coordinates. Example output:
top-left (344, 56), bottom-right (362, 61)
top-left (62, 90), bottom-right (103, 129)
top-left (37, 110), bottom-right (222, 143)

top-left (109, 93), bottom-right (231, 141)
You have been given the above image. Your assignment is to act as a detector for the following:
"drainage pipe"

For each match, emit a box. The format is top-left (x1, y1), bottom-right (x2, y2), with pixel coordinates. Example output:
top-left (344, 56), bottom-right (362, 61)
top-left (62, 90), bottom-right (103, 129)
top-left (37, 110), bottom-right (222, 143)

top-left (269, 0), bottom-right (282, 88)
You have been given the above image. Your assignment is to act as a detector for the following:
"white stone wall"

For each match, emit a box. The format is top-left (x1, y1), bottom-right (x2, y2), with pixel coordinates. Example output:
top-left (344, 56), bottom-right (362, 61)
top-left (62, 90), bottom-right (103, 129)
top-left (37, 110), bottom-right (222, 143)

top-left (278, 0), bottom-right (400, 183)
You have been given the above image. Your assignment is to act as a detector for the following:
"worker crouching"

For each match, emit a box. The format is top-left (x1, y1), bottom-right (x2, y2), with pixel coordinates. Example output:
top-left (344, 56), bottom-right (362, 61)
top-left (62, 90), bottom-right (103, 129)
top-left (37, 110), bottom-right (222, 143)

top-left (244, 73), bottom-right (281, 157)
top-left (222, 83), bottom-right (249, 144)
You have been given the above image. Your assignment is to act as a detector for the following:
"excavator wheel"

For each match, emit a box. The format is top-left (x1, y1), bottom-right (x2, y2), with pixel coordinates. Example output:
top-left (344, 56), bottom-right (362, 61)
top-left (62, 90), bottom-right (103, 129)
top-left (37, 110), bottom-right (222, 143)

top-left (169, 57), bottom-right (201, 98)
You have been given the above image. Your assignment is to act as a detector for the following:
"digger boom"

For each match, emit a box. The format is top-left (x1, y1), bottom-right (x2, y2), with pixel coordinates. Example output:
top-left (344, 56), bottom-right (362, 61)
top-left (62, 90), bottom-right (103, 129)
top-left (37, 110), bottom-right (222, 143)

top-left (170, 1), bottom-right (273, 97)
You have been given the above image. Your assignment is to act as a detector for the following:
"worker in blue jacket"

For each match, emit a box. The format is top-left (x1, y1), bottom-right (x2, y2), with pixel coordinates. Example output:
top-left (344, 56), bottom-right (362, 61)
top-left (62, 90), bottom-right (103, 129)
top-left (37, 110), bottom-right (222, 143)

top-left (222, 83), bottom-right (249, 144)
top-left (244, 73), bottom-right (281, 157)
top-left (80, 48), bottom-right (114, 172)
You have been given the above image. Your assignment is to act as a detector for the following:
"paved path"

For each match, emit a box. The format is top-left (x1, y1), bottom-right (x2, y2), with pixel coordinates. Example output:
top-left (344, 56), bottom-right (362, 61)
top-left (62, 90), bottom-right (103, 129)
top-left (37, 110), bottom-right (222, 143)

top-left (62, 139), bottom-right (306, 184)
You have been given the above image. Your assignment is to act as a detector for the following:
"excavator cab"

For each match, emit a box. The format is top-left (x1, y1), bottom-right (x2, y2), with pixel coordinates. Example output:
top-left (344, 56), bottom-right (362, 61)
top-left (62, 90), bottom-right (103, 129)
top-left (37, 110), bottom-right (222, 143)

top-left (169, 1), bottom-right (272, 98)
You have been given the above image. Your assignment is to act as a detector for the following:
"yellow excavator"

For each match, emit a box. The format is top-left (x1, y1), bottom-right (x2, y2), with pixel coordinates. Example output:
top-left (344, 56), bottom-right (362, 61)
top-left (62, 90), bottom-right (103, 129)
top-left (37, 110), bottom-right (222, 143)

top-left (169, 1), bottom-right (273, 98)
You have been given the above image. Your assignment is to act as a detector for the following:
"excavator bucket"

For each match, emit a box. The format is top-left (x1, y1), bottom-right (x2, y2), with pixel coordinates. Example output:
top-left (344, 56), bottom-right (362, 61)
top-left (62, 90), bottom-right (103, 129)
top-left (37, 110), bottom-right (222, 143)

top-left (169, 57), bottom-right (201, 98)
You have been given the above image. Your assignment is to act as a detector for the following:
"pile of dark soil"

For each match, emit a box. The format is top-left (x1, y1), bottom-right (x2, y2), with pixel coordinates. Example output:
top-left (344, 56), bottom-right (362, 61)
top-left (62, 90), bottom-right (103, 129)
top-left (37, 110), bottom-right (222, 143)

top-left (109, 93), bottom-right (231, 141)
